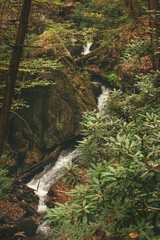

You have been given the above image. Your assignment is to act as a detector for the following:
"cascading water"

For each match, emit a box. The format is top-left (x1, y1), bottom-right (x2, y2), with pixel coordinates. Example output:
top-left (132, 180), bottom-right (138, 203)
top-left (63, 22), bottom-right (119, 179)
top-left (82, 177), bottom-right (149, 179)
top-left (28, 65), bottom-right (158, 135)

top-left (97, 85), bottom-right (109, 111)
top-left (81, 41), bottom-right (92, 55)
top-left (27, 148), bottom-right (81, 239)
top-left (27, 148), bottom-right (81, 213)
top-left (26, 41), bottom-right (109, 239)
top-left (27, 85), bottom-right (109, 213)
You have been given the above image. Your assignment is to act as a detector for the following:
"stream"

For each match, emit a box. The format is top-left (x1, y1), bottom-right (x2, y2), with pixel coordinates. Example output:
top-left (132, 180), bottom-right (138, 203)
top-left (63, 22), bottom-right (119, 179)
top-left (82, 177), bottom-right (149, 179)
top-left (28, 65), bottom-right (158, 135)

top-left (27, 41), bottom-right (109, 239)
top-left (27, 148), bottom-right (81, 214)
top-left (2, 42), bottom-right (109, 240)
top-left (26, 40), bottom-right (94, 236)
top-left (26, 148), bottom-right (81, 239)
top-left (97, 85), bottom-right (109, 111)
top-left (81, 41), bottom-right (92, 55)
top-left (25, 82), bottom-right (109, 239)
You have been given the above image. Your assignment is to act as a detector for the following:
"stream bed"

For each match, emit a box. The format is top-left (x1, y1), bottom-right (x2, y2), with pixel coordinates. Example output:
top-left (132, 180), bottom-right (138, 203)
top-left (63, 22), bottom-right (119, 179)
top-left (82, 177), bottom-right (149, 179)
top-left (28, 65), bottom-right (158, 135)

top-left (26, 83), bottom-right (109, 239)
top-left (1, 84), bottom-right (109, 240)
top-left (1, 40), bottom-right (109, 240)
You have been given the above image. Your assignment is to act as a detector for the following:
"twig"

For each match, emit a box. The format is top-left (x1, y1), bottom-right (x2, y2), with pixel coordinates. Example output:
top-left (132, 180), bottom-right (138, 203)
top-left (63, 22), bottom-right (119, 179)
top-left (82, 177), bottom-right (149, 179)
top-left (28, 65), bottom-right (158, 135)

top-left (134, 198), bottom-right (160, 212)
top-left (56, 190), bottom-right (69, 193)
top-left (114, 191), bottom-right (160, 212)
top-left (10, 110), bottom-right (38, 141)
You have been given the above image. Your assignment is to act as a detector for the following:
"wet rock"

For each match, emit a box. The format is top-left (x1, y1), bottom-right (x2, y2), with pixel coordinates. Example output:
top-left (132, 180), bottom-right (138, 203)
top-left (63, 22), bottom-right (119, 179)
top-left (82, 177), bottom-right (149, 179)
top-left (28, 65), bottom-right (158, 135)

top-left (0, 225), bottom-right (18, 238)
top-left (18, 217), bottom-right (38, 236)
top-left (58, 5), bottom-right (73, 18)
top-left (0, 183), bottom-right (39, 239)
top-left (47, 187), bottom-right (57, 197)
top-left (68, 38), bottom-right (83, 58)
top-left (20, 200), bottom-right (39, 218)
top-left (45, 187), bottom-right (57, 208)
top-left (91, 82), bottom-right (102, 100)
top-left (15, 185), bottom-right (39, 204)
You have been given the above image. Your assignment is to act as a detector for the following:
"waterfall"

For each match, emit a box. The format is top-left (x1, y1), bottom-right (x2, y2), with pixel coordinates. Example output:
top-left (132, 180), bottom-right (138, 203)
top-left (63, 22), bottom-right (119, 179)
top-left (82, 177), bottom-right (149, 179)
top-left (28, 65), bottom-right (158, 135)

top-left (27, 148), bottom-right (81, 239)
top-left (27, 84), bottom-right (109, 213)
top-left (26, 85), bottom-right (109, 237)
top-left (81, 40), bottom-right (109, 111)
top-left (81, 41), bottom-right (92, 55)
top-left (27, 148), bottom-right (81, 213)
top-left (97, 85), bottom-right (109, 111)
top-left (26, 40), bottom-right (109, 238)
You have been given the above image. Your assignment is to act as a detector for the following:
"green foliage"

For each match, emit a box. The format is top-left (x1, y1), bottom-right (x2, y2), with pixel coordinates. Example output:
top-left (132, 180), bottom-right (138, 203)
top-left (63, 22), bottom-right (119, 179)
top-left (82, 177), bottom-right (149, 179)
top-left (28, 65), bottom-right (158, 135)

top-left (0, 168), bottom-right (13, 198)
top-left (46, 72), bottom-right (160, 239)
top-left (0, 154), bottom-right (13, 199)
top-left (60, 161), bottom-right (83, 187)
top-left (108, 72), bottom-right (120, 87)
top-left (121, 37), bottom-right (153, 64)
top-left (56, 122), bottom-right (64, 132)
top-left (50, 21), bottom-right (96, 46)
top-left (73, 0), bottom-right (128, 31)
top-left (48, 221), bottom-right (93, 240)
top-left (11, 99), bottom-right (29, 110)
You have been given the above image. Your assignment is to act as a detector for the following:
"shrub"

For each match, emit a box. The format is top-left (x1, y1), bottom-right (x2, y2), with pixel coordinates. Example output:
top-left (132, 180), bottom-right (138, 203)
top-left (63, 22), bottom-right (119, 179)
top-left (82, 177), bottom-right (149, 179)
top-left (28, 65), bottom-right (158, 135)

top-left (0, 154), bottom-right (13, 199)
top-left (46, 73), bottom-right (160, 239)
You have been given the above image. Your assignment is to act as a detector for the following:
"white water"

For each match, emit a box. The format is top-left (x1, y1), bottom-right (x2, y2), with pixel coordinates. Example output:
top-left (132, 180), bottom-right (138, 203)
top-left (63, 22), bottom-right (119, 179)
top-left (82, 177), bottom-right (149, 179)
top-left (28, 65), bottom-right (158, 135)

top-left (97, 85), bottom-right (109, 111)
top-left (81, 41), bottom-right (92, 55)
top-left (81, 41), bottom-right (109, 111)
top-left (27, 148), bottom-right (80, 213)
top-left (27, 41), bottom-right (109, 213)
top-left (27, 148), bottom-right (81, 239)
top-left (27, 84), bottom-right (109, 213)
top-left (27, 41), bottom-right (109, 238)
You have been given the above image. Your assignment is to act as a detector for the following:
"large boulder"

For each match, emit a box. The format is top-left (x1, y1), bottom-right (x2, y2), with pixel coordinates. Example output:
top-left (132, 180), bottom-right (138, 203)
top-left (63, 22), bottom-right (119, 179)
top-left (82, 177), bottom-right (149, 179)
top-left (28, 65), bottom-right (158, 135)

top-left (9, 30), bottom-right (97, 153)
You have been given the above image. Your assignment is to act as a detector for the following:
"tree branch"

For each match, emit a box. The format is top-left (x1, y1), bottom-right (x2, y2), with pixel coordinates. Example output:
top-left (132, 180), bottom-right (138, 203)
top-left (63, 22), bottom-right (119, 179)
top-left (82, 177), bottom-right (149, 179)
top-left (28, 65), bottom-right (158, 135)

top-left (10, 110), bottom-right (37, 141)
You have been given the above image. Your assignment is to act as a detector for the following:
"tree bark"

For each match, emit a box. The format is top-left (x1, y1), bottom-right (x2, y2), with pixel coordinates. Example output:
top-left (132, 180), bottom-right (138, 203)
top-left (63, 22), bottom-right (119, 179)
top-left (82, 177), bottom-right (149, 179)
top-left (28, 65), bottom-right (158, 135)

top-left (148, 0), bottom-right (160, 72)
top-left (0, 0), bottom-right (32, 157)
top-left (125, 0), bottom-right (139, 20)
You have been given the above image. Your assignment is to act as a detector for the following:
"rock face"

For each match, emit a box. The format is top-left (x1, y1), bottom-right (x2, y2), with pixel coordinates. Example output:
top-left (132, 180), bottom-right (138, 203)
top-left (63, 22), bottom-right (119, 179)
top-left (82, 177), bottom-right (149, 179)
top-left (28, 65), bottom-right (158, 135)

top-left (9, 30), bottom-right (97, 153)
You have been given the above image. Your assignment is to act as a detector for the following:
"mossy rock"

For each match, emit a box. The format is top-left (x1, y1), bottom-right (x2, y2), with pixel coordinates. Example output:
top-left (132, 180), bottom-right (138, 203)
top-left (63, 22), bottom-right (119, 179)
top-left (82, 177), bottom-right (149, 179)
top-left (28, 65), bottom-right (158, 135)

top-left (9, 29), bottom-right (96, 152)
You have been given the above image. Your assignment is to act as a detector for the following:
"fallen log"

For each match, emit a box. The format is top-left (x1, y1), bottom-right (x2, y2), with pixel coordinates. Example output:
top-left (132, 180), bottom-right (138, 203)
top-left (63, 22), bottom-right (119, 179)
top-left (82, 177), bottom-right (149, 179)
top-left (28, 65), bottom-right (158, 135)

top-left (15, 145), bottom-right (62, 184)
top-left (75, 43), bottom-right (109, 67)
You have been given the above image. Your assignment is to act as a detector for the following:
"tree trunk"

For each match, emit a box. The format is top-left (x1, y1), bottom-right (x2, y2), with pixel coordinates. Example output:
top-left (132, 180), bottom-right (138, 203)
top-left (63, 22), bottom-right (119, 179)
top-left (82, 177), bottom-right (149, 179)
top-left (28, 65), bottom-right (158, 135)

top-left (134, 0), bottom-right (139, 19)
top-left (148, 0), bottom-right (160, 73)
top-left (0, 0), bottom-right (32, 157)
top-left (125, 0), bottom-right (139, 20)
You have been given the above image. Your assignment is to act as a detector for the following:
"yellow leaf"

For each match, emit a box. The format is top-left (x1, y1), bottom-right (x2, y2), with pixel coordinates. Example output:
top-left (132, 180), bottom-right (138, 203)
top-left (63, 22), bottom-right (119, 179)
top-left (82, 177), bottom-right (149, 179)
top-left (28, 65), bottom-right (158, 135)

top-left (129, 233), bottom-right (139, 238)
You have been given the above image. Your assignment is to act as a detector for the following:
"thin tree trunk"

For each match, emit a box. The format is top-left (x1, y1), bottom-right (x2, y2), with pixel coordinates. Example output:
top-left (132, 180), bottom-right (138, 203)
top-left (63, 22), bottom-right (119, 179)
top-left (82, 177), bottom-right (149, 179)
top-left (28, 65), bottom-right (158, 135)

top-left (0, 0), bottom-right (32, 157)
top-left (128, 0), bottom-right (134, 19)
top-left (134, 0), bottom-right (139, 20)
top-left (125, 0), bottom-right (139, 20)
top-left (148, 0), bottom-right (160, 72)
